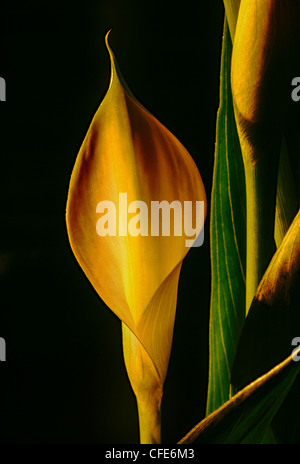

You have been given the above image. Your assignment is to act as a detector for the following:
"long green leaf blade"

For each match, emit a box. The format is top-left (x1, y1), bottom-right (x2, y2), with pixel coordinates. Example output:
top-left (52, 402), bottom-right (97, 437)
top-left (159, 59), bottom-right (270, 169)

top-left (231, 209), bottom-right (300, 392)
top-left (181, 208), bottom-right (300, 443)
top-left (179, 347), bottom-right (300, 444)
top-left (230, 209), bottom-right (300, 442)
top-left (206, 20), bottom-right (246, 415)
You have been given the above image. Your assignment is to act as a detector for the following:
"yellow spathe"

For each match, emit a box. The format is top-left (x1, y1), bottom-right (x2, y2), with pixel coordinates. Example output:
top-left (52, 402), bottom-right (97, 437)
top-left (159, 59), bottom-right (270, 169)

top-left (66, 32), bottom-right (206, 442)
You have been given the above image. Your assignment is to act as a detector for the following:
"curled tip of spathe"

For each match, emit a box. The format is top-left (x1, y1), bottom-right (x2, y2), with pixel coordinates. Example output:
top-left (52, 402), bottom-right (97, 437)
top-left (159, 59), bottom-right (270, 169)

top-left (105, 28), bottom-right (114, 61)
top-left (104, 28), bottom-right (117, 88)
top-left (104, 29), bottom-right (134, 98)
top-left (105, 28), bottom-right (113, 49)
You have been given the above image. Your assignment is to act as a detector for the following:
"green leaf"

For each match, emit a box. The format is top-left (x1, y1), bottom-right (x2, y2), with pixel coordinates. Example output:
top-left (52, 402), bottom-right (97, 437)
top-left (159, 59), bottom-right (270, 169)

top-left (184, 199), bottom-right (300, 444)
top-left (272, 375), bottom-right (300, 443)
top-left (223, 0), bottom-right (240, 40)
top-left (179, 347), bottom-right (300, 444)
top-left (230, 209), bottom-right (300, 442)
top-left (206, 20), bottom-right (246, 415)
top-left (231, 210), bottom-right (300, 393)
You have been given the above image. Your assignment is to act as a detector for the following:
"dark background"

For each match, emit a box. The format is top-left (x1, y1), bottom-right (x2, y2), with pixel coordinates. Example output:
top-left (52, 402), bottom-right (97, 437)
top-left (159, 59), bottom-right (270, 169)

top-left (0, 1), bottom-right (224, 444)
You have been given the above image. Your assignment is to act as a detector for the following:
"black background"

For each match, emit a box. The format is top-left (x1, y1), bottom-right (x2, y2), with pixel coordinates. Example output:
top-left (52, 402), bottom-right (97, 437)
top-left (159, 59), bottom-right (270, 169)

top-left (0, 1), bottom-right (224, 444)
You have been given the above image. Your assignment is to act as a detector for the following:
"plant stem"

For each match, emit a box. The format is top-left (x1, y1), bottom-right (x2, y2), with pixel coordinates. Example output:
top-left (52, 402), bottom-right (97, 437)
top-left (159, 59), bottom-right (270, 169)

top-left (244, 157), bottom-right (277, 313)
top-left (122, 322), bottom-right (163, 444)
top-left (136, 394), bottom-right (161, 444)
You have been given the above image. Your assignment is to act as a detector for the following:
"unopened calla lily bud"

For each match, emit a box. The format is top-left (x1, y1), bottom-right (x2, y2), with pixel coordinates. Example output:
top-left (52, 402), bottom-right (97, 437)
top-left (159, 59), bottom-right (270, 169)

top-left (230, 0), bottom-right (300, 311)
top-left (232, 0), bottom-right (300, 165)
top-left (66, 32), bottom-right (206, 443)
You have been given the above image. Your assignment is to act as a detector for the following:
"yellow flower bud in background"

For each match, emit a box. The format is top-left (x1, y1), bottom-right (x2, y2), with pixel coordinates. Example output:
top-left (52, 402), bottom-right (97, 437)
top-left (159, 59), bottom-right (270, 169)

top-left (228, 0), bottom-right (300, 311)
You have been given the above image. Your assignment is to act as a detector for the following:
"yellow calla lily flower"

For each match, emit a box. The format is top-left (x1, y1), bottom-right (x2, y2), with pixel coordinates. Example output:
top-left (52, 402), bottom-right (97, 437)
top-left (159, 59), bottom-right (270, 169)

top-left (66, 32), bottom-right (206, 443)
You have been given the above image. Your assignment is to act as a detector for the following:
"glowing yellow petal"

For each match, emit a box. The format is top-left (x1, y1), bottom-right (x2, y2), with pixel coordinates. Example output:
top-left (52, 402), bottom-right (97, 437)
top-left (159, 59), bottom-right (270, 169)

top-left (66, 32), bottom-right (206, 373)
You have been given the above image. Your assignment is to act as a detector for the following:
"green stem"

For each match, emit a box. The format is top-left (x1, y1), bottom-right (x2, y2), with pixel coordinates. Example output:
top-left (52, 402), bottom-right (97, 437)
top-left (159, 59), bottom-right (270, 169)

top-left (245, 157), bottom-right (277, 313)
